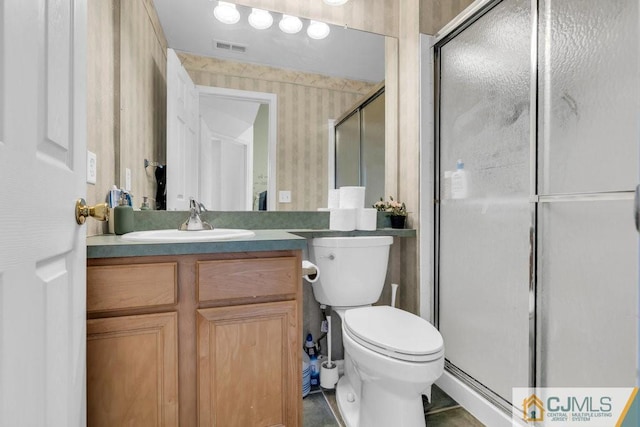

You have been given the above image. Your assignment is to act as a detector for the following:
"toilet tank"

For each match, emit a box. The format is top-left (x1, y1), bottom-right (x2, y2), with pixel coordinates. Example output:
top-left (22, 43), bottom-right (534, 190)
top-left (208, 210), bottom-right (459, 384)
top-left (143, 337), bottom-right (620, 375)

top-left (309, 236), bottom-right (393, 307)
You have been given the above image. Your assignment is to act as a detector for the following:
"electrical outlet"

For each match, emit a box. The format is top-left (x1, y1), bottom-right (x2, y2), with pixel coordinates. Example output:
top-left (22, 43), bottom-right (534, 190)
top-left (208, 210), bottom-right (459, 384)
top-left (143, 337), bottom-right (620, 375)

top-left (279, 190), bottom-right (291, 203)
top-left (125, 168), bottom-right (132, 192)
top-left (86, 150), bottom-right (97, 184)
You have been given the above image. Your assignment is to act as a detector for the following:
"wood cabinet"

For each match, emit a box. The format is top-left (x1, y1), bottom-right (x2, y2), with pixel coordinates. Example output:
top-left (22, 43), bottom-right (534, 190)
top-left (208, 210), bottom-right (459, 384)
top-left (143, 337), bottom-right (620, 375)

top-left (197, 302), bottom-right (298, 427)
top-left (86, 262), bottom-right (179, 427)
top-left (87, 312), bottom-right (179, 427)
top-left (87, 250), bottom-right (302, 427)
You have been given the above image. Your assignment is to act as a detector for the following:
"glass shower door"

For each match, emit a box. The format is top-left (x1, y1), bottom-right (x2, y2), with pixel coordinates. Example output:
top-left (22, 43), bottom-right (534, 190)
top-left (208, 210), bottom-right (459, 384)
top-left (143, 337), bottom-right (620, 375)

top-left (335, 112), bottom-right (361, 188)
top-left (437, 0), bottom-right (532, 407)
top-left (537, 0), bottom-right (639, 388)
top-left (361, 93), bottom-right (385, 208)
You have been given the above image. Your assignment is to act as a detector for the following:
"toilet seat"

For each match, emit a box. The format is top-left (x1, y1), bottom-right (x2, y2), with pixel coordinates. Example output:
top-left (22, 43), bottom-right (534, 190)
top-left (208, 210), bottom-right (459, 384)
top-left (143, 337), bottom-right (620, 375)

top-left (343, 306), bottom-right (444, 363)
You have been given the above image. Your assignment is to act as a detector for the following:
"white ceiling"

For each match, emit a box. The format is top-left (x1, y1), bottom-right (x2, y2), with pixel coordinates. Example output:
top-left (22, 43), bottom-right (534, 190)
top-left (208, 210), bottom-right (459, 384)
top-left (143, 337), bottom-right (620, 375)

top-left (152, 0), bottom-right (385, 82)
top-left (199, 95), bottom-right (260, 140)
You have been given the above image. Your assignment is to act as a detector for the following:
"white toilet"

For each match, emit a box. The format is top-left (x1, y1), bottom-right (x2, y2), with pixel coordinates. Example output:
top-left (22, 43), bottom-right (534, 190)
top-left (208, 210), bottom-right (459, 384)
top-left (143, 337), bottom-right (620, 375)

top-left (309, 236), bottom-right (444, 427)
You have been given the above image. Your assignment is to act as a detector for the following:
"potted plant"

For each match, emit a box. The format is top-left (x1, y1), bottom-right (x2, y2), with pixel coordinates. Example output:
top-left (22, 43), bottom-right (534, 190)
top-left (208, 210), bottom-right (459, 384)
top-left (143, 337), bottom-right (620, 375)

top-left (373, 196), bottom-right (407, 229)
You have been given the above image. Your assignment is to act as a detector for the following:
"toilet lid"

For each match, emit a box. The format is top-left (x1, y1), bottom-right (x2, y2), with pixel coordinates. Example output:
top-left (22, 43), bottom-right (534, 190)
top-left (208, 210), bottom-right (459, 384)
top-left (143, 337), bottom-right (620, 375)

top-left (344, 306), bottom-right (444, 363)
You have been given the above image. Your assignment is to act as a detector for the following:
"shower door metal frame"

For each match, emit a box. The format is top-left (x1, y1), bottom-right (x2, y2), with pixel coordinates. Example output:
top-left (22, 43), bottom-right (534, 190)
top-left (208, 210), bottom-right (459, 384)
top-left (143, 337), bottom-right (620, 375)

top-left (432, 0), bottom-right (539, 414)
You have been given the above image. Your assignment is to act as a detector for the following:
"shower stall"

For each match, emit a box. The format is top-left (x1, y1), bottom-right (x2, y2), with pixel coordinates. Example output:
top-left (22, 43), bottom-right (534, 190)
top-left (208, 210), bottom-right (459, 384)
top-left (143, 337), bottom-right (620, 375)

top-left (432, 0), bottom-right (638, 415)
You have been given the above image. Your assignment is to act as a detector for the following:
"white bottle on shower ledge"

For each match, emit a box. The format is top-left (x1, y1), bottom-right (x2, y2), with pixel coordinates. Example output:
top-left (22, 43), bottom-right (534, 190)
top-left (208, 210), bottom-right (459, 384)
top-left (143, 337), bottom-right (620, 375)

top-left (451, 159), bottom-right (468, 199)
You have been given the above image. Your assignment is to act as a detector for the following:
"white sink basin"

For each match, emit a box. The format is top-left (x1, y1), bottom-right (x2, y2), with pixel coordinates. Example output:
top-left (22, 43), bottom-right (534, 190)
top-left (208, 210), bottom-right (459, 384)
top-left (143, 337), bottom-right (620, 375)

top-left (121, 228), bottom-right (256, 242)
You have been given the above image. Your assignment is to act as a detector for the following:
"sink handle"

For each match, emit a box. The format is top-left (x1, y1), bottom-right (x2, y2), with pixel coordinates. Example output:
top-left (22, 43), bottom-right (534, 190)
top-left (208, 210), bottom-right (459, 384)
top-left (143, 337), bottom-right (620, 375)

top-left (180, 197), bottom-right (213, 231)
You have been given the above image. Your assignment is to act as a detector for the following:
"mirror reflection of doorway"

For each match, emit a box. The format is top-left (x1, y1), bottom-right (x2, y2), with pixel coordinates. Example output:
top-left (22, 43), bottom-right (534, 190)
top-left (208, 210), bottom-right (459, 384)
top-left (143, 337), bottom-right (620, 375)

top-left (197, 87), bottom-right (276, 211)
top-left (166, 48), bottom-right (277, 211)
top-left (199, 96), bottom-right (269, 211)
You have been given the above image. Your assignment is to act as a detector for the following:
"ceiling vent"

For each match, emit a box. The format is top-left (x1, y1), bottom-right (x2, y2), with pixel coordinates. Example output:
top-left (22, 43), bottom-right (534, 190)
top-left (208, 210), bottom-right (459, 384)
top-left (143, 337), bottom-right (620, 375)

top-left (214, 40), bottom-right (247, 53)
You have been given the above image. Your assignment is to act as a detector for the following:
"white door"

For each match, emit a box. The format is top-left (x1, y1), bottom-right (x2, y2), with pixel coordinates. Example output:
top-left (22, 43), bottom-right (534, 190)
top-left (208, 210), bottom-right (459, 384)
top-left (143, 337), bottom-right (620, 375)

top-left (220, 139), bottom-right (248, 211)
top-left (0, 1), bottom-right (87, 426)
top-left (166, 48), bottom-right (199, 210)
top-left (199, 121), bottom-right (221, 210)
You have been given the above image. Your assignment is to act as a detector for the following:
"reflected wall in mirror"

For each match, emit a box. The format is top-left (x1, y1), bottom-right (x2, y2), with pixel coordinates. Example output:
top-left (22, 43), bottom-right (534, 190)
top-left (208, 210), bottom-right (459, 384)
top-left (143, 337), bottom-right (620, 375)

top-left (154, 0), bottom-right (384, 210)
top-left (175, 52), bottom-right (380, 211)
top-left (197, 88), bottom-right (274, 212)
top-left (153, 0), bottom-right (386, 211)
top-left (166, 48), bottom-right (277, 211)
top-left (88, 0), bottom-right (388, 214)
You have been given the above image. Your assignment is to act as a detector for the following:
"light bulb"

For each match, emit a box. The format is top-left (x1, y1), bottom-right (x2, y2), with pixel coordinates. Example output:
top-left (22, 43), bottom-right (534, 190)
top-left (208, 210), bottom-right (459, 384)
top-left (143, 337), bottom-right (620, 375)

top-left (307, 20), bottom-right (330, 40)
top-left (279, 14), bottom-right (303, 34)
top-left (214, 1), bottom-right (240, 25)
top-left (323, 0), bottom-right (349, 5)
top-left (248, 8), bottom-right (273, 30)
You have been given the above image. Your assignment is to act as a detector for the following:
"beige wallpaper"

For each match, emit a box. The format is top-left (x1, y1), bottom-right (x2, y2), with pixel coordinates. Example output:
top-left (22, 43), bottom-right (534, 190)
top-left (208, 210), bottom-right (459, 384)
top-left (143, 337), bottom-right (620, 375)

top-left (179, 52), bottom-right (377, 211)
top-left (87, 0), bottom-right (167, 235)
top-left (119, 0), bottom-right (167, 212)
top-left (396, 0), bottom-right (422, 315)
top-left (420, 0), bottom-right (476, 35)
top-left (86, 0), bottom-right (118, 236)
top-left (384, 37), bottom-right (399, 201)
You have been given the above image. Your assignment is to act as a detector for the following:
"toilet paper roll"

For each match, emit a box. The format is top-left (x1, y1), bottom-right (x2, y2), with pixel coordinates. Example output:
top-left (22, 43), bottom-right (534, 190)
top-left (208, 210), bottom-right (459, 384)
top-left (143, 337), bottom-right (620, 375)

top-left (339, 186), bottom-right (365, 209)
top-left (327, 189), bottom-right (340, 209)
top-left (302, 260), bottom-right (320, 283)
top-left (356, 208), bottom-right (377, 231)
top-left (329, 208), bottom-right (356, 231)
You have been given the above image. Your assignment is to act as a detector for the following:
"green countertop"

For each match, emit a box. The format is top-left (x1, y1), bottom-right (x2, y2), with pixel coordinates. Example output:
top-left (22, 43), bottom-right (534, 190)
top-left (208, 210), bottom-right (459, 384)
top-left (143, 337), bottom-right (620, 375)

top-left (87, 228), bottom-right (416, 259)
top-left (87, 230), bottom-right (306, 258)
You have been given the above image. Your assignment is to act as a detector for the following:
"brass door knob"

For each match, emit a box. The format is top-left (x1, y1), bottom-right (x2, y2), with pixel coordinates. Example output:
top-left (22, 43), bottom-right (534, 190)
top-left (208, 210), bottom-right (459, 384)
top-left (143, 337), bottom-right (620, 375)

top-left (75, 198), bottom-right (110, 225)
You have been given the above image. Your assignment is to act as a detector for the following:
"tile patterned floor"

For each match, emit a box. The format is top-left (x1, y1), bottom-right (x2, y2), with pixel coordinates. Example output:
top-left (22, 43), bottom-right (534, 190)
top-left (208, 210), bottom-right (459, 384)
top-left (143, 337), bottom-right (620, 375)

top-left (303, 385), bottom-right (485, 426)
top-left (303, 390), bottom-right (341, 427)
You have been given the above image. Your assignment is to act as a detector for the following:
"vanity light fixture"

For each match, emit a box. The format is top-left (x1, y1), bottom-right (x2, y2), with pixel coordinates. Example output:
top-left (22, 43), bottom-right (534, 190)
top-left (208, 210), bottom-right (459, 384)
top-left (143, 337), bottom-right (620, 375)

top-left (307, 20), bottom-right (330, 40)
top-left (323, 0), bottom-right (350, 5)
top-left (248, 8), bottom-right (273, 30)
top-left (214, 1), bottom-right (240, 25)
top-left (279, 14), bottom-right (303, 34)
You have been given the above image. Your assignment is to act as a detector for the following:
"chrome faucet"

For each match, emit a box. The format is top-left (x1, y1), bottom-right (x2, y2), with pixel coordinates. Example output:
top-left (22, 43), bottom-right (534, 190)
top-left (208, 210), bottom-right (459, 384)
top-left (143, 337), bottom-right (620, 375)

top-left (179, 198), bottom-right (213, 231)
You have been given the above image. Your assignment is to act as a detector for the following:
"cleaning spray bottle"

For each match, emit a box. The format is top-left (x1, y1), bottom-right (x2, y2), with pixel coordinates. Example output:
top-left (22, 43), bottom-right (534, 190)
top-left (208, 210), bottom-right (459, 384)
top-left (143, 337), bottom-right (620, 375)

top-left (305, 333), bottom-right (320, 387)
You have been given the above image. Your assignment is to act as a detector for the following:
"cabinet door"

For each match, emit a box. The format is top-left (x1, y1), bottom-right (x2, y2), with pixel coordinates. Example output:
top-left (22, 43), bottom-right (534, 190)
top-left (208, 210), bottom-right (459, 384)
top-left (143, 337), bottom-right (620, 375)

top-left (197, 301), bottom-right (300, 427)
top-left (87, 312), bottom-right (179, 427)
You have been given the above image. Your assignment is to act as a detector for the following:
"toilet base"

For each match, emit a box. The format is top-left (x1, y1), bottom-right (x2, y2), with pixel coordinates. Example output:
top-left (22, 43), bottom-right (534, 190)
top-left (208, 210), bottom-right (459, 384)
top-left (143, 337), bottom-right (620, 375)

top-left (336, 373), bottom-right (427, 427)
top-left (336, 376), bottom-right (359, 427)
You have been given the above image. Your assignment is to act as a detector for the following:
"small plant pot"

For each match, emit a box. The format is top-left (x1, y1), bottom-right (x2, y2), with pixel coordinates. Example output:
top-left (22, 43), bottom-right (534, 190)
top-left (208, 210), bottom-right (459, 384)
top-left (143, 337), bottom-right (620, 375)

top-left (390, 215), bottom-right (406, 229)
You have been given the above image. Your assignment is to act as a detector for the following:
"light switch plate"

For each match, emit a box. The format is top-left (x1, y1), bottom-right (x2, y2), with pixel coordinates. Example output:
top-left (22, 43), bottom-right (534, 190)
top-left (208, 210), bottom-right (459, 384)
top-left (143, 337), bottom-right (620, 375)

top-left (125, 168), bottom-right (132, 192)
top-left (86, 150), bottom-right (97, 184)
top-left (279, 190), bottom-right (291, 203)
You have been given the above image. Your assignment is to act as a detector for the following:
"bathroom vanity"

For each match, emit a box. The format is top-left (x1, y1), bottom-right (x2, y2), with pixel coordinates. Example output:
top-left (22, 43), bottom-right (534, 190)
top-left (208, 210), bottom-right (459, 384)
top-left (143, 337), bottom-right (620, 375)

top-left (86, 231), bottom-right (306, 427)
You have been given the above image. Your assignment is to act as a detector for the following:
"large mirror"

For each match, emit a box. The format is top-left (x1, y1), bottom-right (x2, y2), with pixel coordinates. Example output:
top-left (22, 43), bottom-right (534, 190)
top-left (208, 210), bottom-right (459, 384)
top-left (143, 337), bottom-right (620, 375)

top-left (125, 0), bottom-right (388, 211)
